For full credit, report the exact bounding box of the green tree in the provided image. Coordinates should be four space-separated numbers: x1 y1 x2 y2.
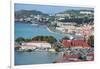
15 37 25 43
88 35 94 47
32 36 57 43
24 38 32 42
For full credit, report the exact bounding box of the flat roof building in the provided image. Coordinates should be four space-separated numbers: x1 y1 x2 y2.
21 41 51 48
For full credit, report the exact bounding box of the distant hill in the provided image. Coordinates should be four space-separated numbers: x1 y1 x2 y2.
15 10 49 18
57 9 94 14
56 10 94 24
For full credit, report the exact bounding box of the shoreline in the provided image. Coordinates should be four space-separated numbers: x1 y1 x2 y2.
46 26 74 39
46 26 69 35
46 27 55 34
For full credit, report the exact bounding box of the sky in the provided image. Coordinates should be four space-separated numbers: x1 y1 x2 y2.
15 3 94 15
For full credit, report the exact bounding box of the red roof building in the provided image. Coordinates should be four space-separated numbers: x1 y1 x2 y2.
61 40 91 48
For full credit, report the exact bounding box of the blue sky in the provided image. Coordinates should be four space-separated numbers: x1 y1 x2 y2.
15 3 94 15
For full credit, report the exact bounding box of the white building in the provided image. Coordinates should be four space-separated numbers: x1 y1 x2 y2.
56 27 65 32
20 45 37 50
24 17 32 22
57 22 76 27
80 11 93 14
21 41 51 49
34 15 42 20
55 13 70 17
56 22 76 33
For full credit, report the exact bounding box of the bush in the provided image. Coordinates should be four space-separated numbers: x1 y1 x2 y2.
88 35 94 47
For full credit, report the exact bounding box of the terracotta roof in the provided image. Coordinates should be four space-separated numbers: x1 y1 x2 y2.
61 40 90 48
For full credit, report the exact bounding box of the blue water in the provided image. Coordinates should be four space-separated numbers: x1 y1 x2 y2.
15 51 60 65
15 22 71 40
15 22 70 65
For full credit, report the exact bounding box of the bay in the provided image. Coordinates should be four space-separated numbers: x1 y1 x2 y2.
14 22 70 65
